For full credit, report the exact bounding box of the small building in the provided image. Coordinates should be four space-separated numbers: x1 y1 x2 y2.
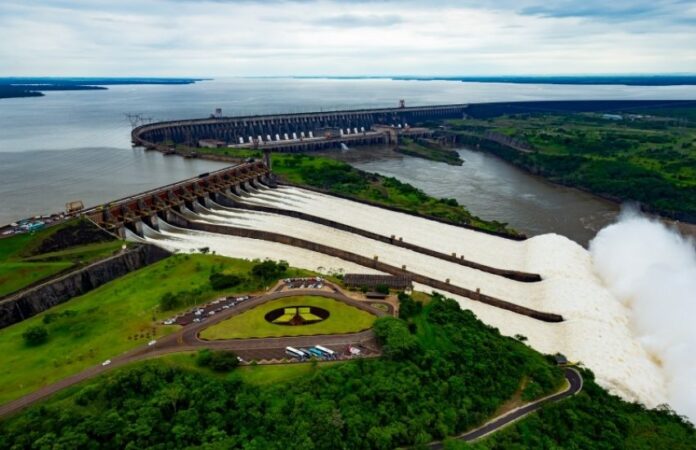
554 353 569 366
198 139 225 148
343 274 412 290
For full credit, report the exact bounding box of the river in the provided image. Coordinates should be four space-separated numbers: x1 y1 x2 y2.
344 147 619 246
2 77 695 242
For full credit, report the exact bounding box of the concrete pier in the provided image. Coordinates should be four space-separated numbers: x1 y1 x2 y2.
85 161 270 237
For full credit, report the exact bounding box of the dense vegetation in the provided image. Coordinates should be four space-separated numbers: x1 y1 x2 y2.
449 371 696 449
0 219 122 297
193 146 516 236
0 254 311 405
396 137 463 165
0 293 566 449
196 349 240 372
448 111 696 221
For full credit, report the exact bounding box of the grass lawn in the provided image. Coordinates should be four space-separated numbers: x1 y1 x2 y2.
200 295 376 340
0 262 72 297
0 221 123 297
0 253 311 406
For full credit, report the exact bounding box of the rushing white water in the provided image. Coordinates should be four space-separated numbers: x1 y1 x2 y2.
591 209 696 422
143 219 382 278
131 186 674 410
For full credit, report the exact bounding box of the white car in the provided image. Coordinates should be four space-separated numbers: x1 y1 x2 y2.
101 359 112 366
148 340 157 346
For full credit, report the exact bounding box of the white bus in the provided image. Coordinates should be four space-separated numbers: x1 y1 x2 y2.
285 346 305 359
315 345 336 358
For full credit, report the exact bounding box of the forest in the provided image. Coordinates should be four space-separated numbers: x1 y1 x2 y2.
1 293 694 449
0 294 562 449
448 111 696 222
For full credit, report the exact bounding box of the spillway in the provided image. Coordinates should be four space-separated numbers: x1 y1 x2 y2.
131 185 669 409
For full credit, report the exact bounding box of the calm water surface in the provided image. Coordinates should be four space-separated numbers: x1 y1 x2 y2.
2 78 695 241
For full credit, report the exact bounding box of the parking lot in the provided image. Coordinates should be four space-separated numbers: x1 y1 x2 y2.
163 295 253 326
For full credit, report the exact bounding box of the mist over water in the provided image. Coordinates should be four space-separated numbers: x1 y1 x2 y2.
590 208 696 422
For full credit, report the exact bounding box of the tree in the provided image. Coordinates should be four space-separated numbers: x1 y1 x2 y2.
196 349 240 372
22 325 48 346
375 284 389 295
159 292 181 311
209 272 242 290
251 260 288 280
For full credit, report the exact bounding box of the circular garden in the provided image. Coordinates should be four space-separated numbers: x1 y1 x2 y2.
199 295 376 340
264 305 330 326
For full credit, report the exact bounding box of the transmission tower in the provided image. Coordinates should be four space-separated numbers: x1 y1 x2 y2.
125 113 144 129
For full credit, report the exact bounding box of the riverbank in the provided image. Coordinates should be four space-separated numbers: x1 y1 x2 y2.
181 146 520 237
395 137 463 165
446 111 696 224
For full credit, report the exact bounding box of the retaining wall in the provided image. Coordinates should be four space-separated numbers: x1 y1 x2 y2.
0 245 171 329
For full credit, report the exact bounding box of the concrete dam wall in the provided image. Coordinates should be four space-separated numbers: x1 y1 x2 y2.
132 104 468 149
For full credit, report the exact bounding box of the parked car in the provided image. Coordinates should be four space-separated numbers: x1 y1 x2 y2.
101 359 112 366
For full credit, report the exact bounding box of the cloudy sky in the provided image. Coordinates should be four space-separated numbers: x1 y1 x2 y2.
1 0 695 77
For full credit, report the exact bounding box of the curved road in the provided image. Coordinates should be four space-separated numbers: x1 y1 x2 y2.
0 287 583 449
427 368 583 448
0 286 387 418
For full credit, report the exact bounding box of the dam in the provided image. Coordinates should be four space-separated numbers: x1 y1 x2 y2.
77 103 670 411
131 103 467 151
115 181 667 409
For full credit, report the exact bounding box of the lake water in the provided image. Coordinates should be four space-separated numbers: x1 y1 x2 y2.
2 78 695 240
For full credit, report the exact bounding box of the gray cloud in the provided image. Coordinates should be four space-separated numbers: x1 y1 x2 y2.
0 0 695 76
310 13 403 28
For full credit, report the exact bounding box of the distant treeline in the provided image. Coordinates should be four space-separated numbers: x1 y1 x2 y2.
391 75 696 86
462 100 696 119
0 77 205 99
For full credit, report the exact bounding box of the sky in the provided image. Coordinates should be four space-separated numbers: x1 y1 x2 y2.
1 0 696 77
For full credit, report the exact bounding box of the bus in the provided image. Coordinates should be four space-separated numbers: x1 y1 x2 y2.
285 346 305 359
307 348 325 359
315 345 336 359
297 348 314 359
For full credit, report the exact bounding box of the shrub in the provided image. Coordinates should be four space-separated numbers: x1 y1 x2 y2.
209 273 242 290
159 292 181 311
251 260 288 280
375 284 389 295
159 289 204 311
196 349 240 372
373 317 420 360
397 292 423 319
23 325 48 346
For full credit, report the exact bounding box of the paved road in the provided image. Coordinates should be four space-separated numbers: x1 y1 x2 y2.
0 285 583 448
427 368 583 449
0 286 387 418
